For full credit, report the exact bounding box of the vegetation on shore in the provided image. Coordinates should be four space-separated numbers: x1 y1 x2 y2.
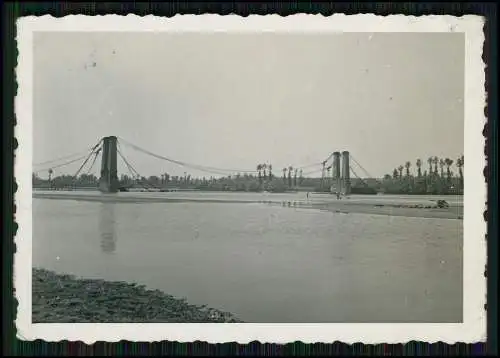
33 155 464 195
32 268 242 323
380 155 464 195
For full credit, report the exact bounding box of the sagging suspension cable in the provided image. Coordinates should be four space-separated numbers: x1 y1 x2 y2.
72 144 102 181
350 166 370 187
35 139 104 174
34 151 93 168
117 148 157 191
350 154 379 180
118 137 258 175
36 154 90 173
350 154 384 187
302 166 324 176
84 147 102 175
119 136 335 178
322 152 334 164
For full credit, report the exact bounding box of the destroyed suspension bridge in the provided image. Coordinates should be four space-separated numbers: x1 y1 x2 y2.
33 136 378 195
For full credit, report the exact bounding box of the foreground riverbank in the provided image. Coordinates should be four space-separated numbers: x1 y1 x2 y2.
32 268 242 323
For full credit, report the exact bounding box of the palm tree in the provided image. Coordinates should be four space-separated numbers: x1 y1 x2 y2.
416 159 422 178
445 158 454 180
433 156 439 175
405 161 411 178
288 166 293 188
268 164 273 181
299 169 303 185
427 157 433 176
393 168 398 179
294 168 298 187
48 168 53 188
257 164 262 185
456 156 464 188
262 164 267 179
398 165 404 179
282 168 287 184
439 158 445 179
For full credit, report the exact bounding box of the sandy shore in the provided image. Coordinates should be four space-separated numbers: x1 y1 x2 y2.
308 202 462 220
32 268 242 323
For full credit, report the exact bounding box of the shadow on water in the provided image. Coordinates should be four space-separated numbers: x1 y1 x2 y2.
99 203 117 254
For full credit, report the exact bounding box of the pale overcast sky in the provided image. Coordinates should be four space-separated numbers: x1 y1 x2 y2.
33 32 464 178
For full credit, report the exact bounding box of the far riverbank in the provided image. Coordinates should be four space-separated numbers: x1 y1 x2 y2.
33 191 463 220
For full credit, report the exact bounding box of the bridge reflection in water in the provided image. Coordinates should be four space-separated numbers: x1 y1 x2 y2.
99 203 117 254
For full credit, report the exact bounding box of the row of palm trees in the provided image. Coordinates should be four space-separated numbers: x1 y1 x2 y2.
256 164 305 188
384 155 464 194
389 156 463 181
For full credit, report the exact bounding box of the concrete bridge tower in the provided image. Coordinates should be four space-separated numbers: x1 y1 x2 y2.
332 152 341 194
99 136 119 193
342 151 351 196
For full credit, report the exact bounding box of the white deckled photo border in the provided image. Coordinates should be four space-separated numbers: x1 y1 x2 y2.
14 14 487 344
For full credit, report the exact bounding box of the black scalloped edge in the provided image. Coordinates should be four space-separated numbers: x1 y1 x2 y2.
5 1 495 355
14 340 490 355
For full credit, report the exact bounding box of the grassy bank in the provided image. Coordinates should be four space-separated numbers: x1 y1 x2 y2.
32 268 242 323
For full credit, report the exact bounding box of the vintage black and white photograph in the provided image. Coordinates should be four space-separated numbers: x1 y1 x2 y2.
15 15 486 343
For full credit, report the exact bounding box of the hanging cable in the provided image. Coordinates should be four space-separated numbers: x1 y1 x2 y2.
350 166 370 187
295 162 324 170
118 137 339 179
34 139 103 167
120 137 340 188
302 168 323 176
322 152 334 164
350 154 375 179
84 147 102 175
117 148 157 190
117 143 157 189
36 154 90 173
117 149 141 179
118 143 164 190
350 154 383 185
34 151 93 167
118 151 144 188
72 146 100 180
118 137 257 175
35 139 104 174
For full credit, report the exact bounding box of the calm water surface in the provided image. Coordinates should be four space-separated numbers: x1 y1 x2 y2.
33 193 463 323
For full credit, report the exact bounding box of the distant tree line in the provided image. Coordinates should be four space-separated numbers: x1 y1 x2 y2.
380 155 464 195
33 167 321 193
33 155 464 195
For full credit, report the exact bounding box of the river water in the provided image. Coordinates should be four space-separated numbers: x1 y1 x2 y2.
32 192 463 323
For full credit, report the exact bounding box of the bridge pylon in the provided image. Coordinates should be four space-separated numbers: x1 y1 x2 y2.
332 152 341 194
342 151 351 196
99 136 119 193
